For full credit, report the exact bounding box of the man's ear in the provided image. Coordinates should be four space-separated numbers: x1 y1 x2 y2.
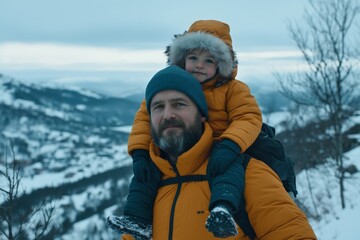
201 116 206 123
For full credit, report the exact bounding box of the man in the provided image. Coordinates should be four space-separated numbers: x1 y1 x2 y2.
107 65 317 240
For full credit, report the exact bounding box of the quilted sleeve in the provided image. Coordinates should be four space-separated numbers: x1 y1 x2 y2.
128 100 151 154
245 159 317 239
220 80 262 152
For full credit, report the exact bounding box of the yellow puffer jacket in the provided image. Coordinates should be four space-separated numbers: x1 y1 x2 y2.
123 123 317 240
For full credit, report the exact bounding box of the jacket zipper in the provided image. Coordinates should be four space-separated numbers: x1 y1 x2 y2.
168 161 181 240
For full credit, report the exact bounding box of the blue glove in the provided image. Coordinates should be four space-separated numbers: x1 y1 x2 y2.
132 149 160 183
207 139 242 178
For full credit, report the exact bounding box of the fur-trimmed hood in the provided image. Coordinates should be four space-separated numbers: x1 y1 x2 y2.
165 20 238 80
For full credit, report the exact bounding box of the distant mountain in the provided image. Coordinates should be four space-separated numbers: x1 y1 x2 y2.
123 83 293 113
124 92 144 104
0 73 138 179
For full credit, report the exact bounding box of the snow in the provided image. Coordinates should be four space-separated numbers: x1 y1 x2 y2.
19 144 132 193
64 85 103 99
76 104 86 110
299 146 360 240
317 205 359 239
56 179 130 240
112 125 133 133
0 91 70 120
264 111 290 128
0 82 14 104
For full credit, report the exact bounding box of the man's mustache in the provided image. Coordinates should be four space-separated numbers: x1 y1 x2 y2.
159 119 185 132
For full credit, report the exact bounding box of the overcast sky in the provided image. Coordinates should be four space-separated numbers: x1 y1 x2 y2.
0 0 309 97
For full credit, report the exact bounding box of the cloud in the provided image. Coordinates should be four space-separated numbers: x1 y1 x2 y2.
0 42 306 97
1 42 304 72
238 50 302 59
0 42 166 71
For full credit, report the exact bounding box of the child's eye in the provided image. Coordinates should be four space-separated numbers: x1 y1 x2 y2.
187 55 197 61
206 59 215 64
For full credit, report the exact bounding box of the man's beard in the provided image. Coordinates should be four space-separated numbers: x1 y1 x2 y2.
151 114 203 159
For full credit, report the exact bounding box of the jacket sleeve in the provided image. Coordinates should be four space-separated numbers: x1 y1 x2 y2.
128 100 151 154
220 80 262 152
245 159 317 239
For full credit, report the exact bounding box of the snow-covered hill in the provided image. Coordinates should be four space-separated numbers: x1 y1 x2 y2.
0 74 140 239
0 74 139 186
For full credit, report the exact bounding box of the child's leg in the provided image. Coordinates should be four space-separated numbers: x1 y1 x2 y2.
123 175 159 222
208 156 244 213
206 149 245 237
124 150 161 222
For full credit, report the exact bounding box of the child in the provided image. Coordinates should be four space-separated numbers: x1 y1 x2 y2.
108 20 263 239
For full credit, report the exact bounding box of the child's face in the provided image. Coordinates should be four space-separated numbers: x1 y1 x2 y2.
185 50 218 83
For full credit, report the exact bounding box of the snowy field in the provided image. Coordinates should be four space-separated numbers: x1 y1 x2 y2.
301 146 360 239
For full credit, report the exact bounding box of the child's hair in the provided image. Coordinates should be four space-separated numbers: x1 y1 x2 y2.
187 48 216 57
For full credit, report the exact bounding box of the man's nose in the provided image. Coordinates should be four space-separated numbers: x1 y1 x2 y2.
163 106 176 119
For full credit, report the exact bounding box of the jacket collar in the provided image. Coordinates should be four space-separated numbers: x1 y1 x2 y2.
150 122 213 177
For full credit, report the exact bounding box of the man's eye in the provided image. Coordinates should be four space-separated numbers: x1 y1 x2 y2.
174 102 187 107
152 105 163 111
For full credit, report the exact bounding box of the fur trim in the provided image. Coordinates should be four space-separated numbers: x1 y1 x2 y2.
166 32 237 79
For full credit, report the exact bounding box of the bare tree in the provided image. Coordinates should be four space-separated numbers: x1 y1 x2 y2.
0 135 56 240
275 0 360 209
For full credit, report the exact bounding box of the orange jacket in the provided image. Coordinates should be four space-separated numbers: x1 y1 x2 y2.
123 123 317 240
128 76 262 154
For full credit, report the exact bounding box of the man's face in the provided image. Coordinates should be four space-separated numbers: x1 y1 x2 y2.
150 90 205 157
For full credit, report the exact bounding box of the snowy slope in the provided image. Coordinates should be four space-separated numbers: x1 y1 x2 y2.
0 75 139 190
299 146 360 240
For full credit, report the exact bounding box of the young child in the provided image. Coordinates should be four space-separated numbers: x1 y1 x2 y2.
108 20 263 239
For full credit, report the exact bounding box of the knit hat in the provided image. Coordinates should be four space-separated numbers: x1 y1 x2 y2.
165 20 238 80
145 65 208 119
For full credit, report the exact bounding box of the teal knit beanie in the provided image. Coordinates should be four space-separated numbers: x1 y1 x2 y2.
145 65 208 119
